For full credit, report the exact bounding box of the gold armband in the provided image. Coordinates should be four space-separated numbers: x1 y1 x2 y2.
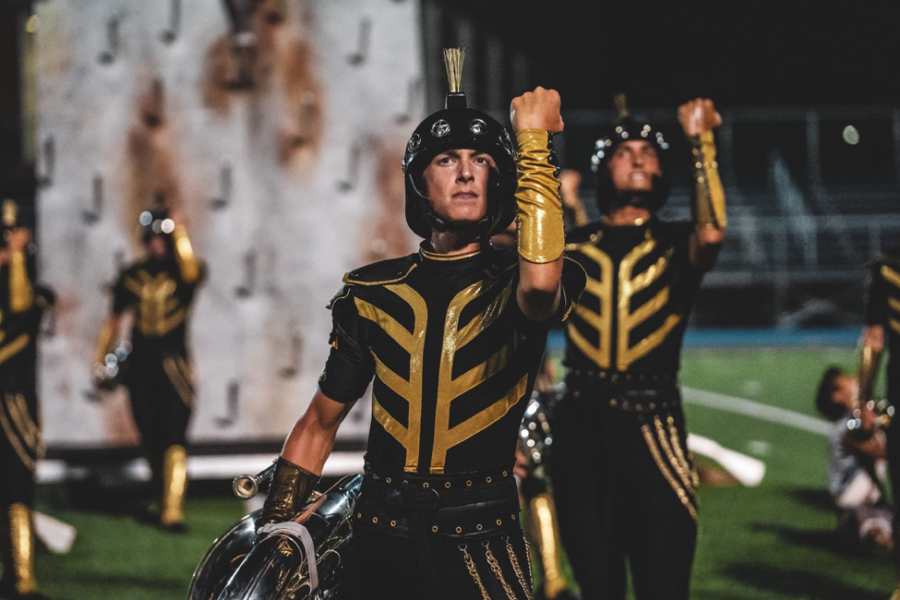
95 322 115 365
690 131 727 230
856 345 883 410
9 250 33 313
172 224 200 284
515 129 565 263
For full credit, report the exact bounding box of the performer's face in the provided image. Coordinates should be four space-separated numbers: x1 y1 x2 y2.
831 374 858 410
146 235 168 259
607 140 662 194
420 149 496 226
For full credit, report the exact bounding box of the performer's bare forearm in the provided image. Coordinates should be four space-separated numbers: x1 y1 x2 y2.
280 390 355 475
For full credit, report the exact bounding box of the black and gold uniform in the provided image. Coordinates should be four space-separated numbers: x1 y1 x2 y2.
323 245 582 600
550 103 725 600
97 211 204 530
0 201 55 600
859 248 900 598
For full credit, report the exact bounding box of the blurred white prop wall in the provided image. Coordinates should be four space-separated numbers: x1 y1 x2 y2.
35 0 422 449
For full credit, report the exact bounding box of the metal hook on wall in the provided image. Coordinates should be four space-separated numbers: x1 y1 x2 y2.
98 15 121 64
160 0 181 44
235 249 257 297
38 136 54 187
81 174 103 224
215 381 240 428
210 163 232 210
346 18 372 66
337 144 361 192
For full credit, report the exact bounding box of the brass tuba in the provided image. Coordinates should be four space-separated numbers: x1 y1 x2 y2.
188 472 362 600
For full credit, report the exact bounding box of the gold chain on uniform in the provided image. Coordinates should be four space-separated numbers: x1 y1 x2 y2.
483 541 518 600
667 416 700 488
654 416 694 493
460 544 492 600
641 424 697 521
505 536 533 600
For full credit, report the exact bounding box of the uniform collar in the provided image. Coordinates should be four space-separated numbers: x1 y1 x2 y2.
419 244 482 263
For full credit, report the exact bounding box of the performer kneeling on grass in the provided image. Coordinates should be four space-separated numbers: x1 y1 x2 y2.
816 367 892 554
255 49 584 600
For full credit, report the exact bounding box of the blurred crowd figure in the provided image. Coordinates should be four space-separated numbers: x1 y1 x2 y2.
816 367 893 554
0 201 55 600
93 208 205 533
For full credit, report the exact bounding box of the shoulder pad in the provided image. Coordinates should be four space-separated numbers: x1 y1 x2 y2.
565 222 602 248
34 285 56 309
343 254 419 286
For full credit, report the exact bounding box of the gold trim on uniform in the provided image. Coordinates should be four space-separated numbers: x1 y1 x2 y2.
160 444 188 526
515 129 565 264
0 394 36 472
568 243 613 369
483 540 519 600
0 333 30 368
881 264 900 289
617 231 681 371
431 278 523 473
9 250 34 313
690 130 727 230
420 247 481 262
163 356 194 406
654 416 694 494
344 263 419 286
7 393 41 453
528 494 564 599
641 424 697 521
8 503 38 594
356 284 428 471
125 272 188 337
667 415 699 489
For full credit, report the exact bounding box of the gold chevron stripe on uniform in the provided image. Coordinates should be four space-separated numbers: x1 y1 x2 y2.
355 284 427 471
889 297 900 314
890 318 900 335
882 265 900 289
617 231 681 371
0 395 36 471
431 279 518 473
0 333 30 368
128 272 187 337
7 394 41 451
569 243 613 368
163 357 194 406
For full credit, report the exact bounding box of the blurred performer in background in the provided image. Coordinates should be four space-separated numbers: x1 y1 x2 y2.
815 367 892 554
93 209 204 533
0 200 55 600
855 245 900 598
551 96 726 600
255 49 584 599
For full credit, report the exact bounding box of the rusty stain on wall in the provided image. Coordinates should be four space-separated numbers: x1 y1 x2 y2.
363 142 416 264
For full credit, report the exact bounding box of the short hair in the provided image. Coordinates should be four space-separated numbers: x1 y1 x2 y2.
815 366 846 421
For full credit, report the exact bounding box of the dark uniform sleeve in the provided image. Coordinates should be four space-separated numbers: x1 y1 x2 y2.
317 286 375 403
865 259 887 326
111 271 131 315
556 257 587 322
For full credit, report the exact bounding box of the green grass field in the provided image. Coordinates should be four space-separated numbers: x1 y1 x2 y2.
29 348 895 599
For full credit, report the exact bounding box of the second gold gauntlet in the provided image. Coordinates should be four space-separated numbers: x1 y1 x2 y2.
690 131 727 230
257 457 320 526
515 129 565 264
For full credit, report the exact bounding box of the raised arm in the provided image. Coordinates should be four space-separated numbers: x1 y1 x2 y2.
510 87 566 322
680 98 726 272
169 210 200 284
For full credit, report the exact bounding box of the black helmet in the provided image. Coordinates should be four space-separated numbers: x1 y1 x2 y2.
402 49 517 239
139 208 176 242
591 95 671 215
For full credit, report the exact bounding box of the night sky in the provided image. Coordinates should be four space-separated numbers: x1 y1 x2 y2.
447 0 900 109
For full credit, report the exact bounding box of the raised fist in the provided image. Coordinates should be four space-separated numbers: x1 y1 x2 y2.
678 98 721 137
510 87 564 134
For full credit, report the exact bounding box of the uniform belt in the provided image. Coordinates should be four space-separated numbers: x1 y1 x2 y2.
357 463 521 540
565 370 680 414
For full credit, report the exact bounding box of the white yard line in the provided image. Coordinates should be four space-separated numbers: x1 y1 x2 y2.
681 387 831 436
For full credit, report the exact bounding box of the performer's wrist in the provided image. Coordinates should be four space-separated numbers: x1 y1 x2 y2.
258 456 320 526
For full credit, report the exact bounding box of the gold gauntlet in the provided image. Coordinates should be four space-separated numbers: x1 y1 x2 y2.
528 492 568 599
690 131 727 230
857 345 883 410
515 129 565 264
258 456 320 526
9 250 33 313
172 224 200 284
